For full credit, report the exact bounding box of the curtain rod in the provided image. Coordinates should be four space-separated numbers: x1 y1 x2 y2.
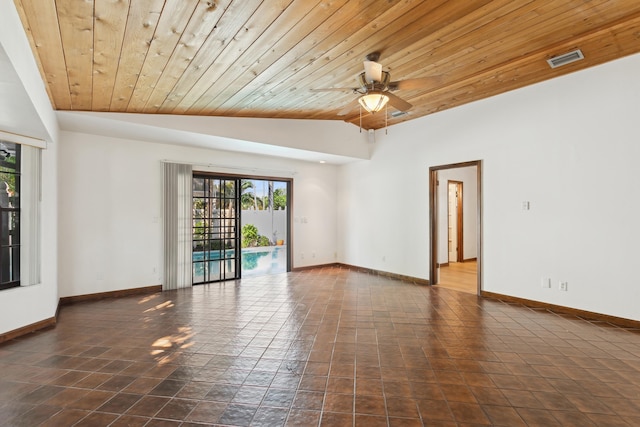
161 159 297 176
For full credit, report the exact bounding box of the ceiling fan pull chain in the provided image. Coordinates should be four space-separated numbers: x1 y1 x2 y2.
385 103 388 135
359 104 362 133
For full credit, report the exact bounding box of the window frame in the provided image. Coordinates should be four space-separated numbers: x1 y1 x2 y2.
0 141 21 290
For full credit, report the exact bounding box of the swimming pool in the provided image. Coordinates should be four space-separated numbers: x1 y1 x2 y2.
192 246 286 279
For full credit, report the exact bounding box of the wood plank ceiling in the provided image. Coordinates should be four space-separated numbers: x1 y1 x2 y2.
13 0 640 130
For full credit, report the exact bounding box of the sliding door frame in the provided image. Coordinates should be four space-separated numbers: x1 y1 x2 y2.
193 171 292 283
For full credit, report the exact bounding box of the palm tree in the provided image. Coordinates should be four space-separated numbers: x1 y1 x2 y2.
241 180 260 210
267 181 274 211
273 188 287 210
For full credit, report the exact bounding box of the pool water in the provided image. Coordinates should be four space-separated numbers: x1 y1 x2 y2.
241 246 287 277
192 246 286 280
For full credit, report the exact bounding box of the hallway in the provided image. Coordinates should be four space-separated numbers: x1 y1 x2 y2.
0 266 639 426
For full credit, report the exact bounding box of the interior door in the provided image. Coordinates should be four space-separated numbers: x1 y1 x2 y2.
448 181 464 263
448 182 458 262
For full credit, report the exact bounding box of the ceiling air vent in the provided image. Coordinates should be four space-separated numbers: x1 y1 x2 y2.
547 49 584 69
390 110 408 118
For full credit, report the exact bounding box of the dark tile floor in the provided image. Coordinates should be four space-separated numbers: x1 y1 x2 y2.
1 266 640 426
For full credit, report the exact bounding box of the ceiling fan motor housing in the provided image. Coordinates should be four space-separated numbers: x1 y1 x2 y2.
357 71 391 91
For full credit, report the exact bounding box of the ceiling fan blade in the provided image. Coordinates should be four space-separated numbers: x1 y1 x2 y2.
386 92 412 112
337 99 361 116
363 60 383 83
310 87 357 92
388 76 442 91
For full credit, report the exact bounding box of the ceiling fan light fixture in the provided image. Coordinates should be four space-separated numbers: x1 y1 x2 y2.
358 91 389 113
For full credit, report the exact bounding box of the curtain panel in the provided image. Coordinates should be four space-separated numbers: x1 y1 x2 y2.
21 145 41 286
163 162 192 290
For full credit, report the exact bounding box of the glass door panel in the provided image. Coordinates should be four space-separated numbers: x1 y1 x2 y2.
192 175 240 284
240 179 289 277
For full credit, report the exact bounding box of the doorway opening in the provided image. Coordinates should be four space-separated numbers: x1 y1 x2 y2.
429 161 482 294
448 180 464 263
192 174 291 284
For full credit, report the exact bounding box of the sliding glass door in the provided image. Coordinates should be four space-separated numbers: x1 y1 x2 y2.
192 176 240 284
192 174 291 284
240 179 289 277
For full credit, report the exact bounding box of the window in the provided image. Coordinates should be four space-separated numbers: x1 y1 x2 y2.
0 141 20 290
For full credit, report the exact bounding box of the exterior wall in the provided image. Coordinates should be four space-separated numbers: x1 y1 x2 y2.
241 210 288 245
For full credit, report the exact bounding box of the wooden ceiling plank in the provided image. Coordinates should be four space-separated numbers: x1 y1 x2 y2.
56 0 95 111
197 0 360 114
398 0 638 99
126 0 201 113
269 0 496 113
12 0 56 106
352 0 620 87
374 2 584 94
295 2 509 115
212 0 432 115
217 0 378 113
92 0 130 111
192 1 432 116
236 0 434 115
512 1 640 50
365 0 546 82
310 0 606 112
353 12 640 129
155 0 270 113
109 0 165 111
258 1 640 125
314 0 638 118
308 2 572 118
13 0 640 128
315 0 619 114
173 0 318 114
243 0 454 114
14 0 72 110
200 0 360 114
144 0 235 112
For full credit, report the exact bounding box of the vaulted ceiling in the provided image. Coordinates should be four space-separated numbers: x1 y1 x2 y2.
13 0 640 130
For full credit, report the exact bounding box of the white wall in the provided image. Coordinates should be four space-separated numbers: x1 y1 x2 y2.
437 166 477 264
339 52 640 321
0 142 58 335
58 131 338 298
0 2 59 336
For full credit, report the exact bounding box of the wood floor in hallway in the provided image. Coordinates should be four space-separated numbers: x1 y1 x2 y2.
437 261 478 295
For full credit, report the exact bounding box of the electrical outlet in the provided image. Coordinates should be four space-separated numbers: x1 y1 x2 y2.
559 281 568 291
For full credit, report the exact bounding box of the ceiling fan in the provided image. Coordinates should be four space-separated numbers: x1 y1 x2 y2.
312 52 437 116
